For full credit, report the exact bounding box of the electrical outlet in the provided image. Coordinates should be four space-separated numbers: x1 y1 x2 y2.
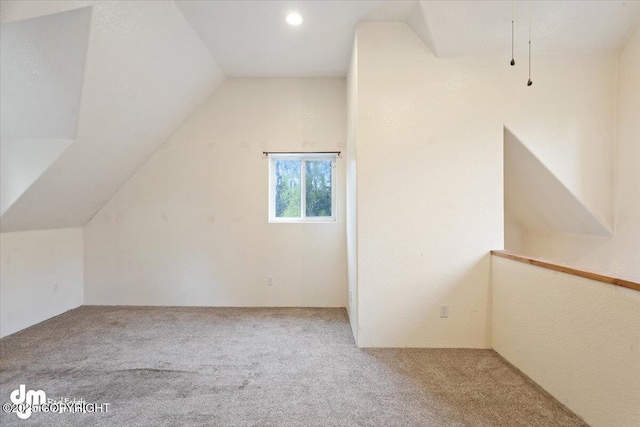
267 276 273 287
53 282 59 294
440 305 449 318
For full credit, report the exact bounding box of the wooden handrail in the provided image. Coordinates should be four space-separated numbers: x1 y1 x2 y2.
491 250 640 292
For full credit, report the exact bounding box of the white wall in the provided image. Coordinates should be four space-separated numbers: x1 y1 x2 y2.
1 138 71 216
0 228 83 337
0 7 89 142
504 129 611 237
354 23 499 348
492 255 640 427
351 23 616 348
0 7 90 215
525 26 640 283
346 37 359 341
84 79 347 308
504 210 525 254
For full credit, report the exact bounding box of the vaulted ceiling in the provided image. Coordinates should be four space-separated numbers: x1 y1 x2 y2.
1 1 638 231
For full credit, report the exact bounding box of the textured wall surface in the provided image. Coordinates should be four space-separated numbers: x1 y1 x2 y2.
84 79 347 307
504 129 611 237
352 22 616 348
525 26 640 282
0 228 83 337
0 7 90 141
0 0 224 231
1 138 71 216
492 255 640 427
354 23 500 347
346 37 359 341
504 210 526 254
0 7 90 215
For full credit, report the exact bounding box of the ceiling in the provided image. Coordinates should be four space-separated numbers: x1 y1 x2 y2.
418 0 640 58
175 0 640 77
174 0 418 77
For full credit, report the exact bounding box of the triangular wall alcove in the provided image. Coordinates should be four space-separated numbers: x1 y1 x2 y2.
503 127 612 253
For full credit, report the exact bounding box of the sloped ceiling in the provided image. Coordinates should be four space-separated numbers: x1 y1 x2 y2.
504 128 611 237
0 0 225 232
0 7 91 215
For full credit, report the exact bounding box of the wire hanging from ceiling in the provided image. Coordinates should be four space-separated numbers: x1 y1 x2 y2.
527 0 533 86
510 1 515 66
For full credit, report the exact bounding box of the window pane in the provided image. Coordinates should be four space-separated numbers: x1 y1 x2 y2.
305 160 332 217
275 160 301 217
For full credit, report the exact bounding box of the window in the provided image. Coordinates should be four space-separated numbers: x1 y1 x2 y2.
269 154 336 223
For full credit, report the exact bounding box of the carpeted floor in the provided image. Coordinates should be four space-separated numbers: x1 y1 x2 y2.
0 307 585 426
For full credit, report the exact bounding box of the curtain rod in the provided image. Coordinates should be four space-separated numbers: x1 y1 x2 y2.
262 151 341 156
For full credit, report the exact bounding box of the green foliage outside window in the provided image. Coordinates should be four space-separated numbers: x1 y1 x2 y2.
305 161 332 217
275 160 301 217
274 159 332 219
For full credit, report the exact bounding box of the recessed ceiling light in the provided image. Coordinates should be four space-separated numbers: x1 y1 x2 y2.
286 12 304 26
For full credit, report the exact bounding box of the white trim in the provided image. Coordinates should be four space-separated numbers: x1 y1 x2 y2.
268 153 336 223
301 158 307 218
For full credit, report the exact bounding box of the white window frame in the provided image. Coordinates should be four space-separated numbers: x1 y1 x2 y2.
268 153 337 223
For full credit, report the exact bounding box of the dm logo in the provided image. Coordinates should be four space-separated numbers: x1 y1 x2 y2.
10 385 46 419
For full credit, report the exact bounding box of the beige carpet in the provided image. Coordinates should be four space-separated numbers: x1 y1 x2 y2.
0 307 585 426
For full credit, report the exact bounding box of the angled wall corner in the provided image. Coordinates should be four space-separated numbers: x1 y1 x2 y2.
346 34 359 344
404 1 439 56
1 139 73 216
503 127 612 239
0 7 92 217
0 1 225 232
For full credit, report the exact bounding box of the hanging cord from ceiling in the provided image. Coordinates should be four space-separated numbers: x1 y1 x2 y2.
510 1 515 66
527 0 533 86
